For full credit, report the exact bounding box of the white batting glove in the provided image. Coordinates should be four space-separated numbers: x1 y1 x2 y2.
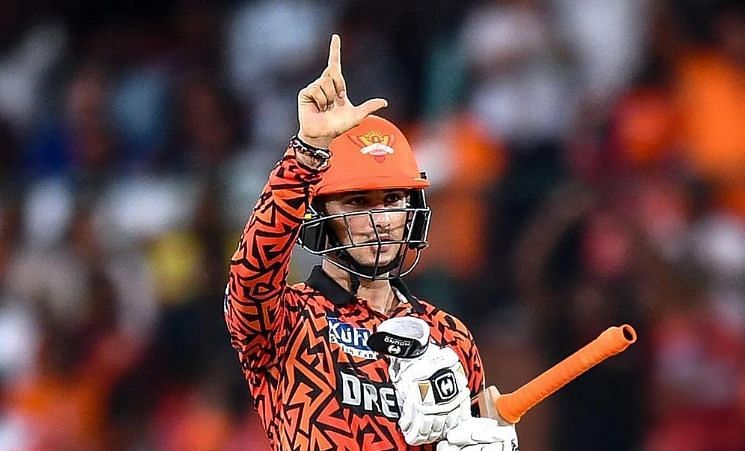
371 317 471 445
436 417 518 451
393 344 471 445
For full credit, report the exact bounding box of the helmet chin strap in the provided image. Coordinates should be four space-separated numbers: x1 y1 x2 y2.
349 272 361 295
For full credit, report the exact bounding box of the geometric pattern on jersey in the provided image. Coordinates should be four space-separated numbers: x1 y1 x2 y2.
225 143 485 450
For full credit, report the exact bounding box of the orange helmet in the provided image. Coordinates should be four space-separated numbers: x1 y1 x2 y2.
316 115 430 195
298 115 431 280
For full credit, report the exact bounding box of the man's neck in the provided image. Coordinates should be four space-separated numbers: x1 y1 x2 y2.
321 260 397 314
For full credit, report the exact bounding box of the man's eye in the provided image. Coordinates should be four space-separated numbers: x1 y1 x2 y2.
384 193 404 205
346 196 367 206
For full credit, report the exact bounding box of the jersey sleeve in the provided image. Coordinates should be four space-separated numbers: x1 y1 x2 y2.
444 317 485 398
433 311 486 398
460 326 485 398
225 140 326 371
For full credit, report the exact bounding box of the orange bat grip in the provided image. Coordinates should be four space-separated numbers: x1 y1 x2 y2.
495 324 637 424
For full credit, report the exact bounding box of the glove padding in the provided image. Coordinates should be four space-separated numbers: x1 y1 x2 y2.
436 417 518 451
389 341 471 445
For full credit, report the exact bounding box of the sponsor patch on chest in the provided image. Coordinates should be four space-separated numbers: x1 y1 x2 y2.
337 368 399 419
327 316 376 360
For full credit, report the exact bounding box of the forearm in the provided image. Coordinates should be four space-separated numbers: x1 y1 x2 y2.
225 137 327 366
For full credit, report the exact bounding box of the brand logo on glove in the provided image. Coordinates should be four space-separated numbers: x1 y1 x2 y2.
381 335 413 357
429 368 458 404
368 331 427 358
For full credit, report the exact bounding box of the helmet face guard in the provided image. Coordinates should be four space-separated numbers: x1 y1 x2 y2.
297 189 431 280
298 115 432 280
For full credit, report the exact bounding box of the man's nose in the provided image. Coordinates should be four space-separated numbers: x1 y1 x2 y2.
371 209 392 232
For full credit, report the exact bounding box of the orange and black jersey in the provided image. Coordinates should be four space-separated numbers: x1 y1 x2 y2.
225 138 485 450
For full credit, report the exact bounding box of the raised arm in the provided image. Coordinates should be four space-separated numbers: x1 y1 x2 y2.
225 34 388 371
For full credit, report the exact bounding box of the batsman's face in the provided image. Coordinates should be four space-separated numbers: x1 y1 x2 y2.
323 189 409 267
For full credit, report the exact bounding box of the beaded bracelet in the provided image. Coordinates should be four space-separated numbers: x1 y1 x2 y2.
291 136 331 169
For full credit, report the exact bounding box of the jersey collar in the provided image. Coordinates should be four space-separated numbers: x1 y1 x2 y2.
305 265 424 313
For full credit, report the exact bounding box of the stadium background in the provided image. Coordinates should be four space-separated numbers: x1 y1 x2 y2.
1 0 744 449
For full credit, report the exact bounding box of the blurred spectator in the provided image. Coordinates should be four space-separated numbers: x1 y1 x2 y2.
552 0 650 110
461 0 575 144
110 66 171 169
24 63 121 179
672 2 745 220
0 202 39 386
0 23 67 133
4 268 141 449
158 70 244 173
407 112 506 318
226 0 339 146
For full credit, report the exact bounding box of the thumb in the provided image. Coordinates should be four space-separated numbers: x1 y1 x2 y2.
354 98 388 122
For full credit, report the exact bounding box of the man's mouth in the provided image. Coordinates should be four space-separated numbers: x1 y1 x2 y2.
361 235 392 244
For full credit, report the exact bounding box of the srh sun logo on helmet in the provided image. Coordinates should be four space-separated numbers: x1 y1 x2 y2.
348 130 395 163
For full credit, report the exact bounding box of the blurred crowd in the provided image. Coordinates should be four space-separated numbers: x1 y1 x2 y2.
0 0 744 450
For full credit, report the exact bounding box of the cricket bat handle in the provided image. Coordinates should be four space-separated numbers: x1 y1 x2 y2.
478 324 637 424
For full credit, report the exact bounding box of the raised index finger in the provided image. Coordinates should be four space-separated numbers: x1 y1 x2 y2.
327 34 341 71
